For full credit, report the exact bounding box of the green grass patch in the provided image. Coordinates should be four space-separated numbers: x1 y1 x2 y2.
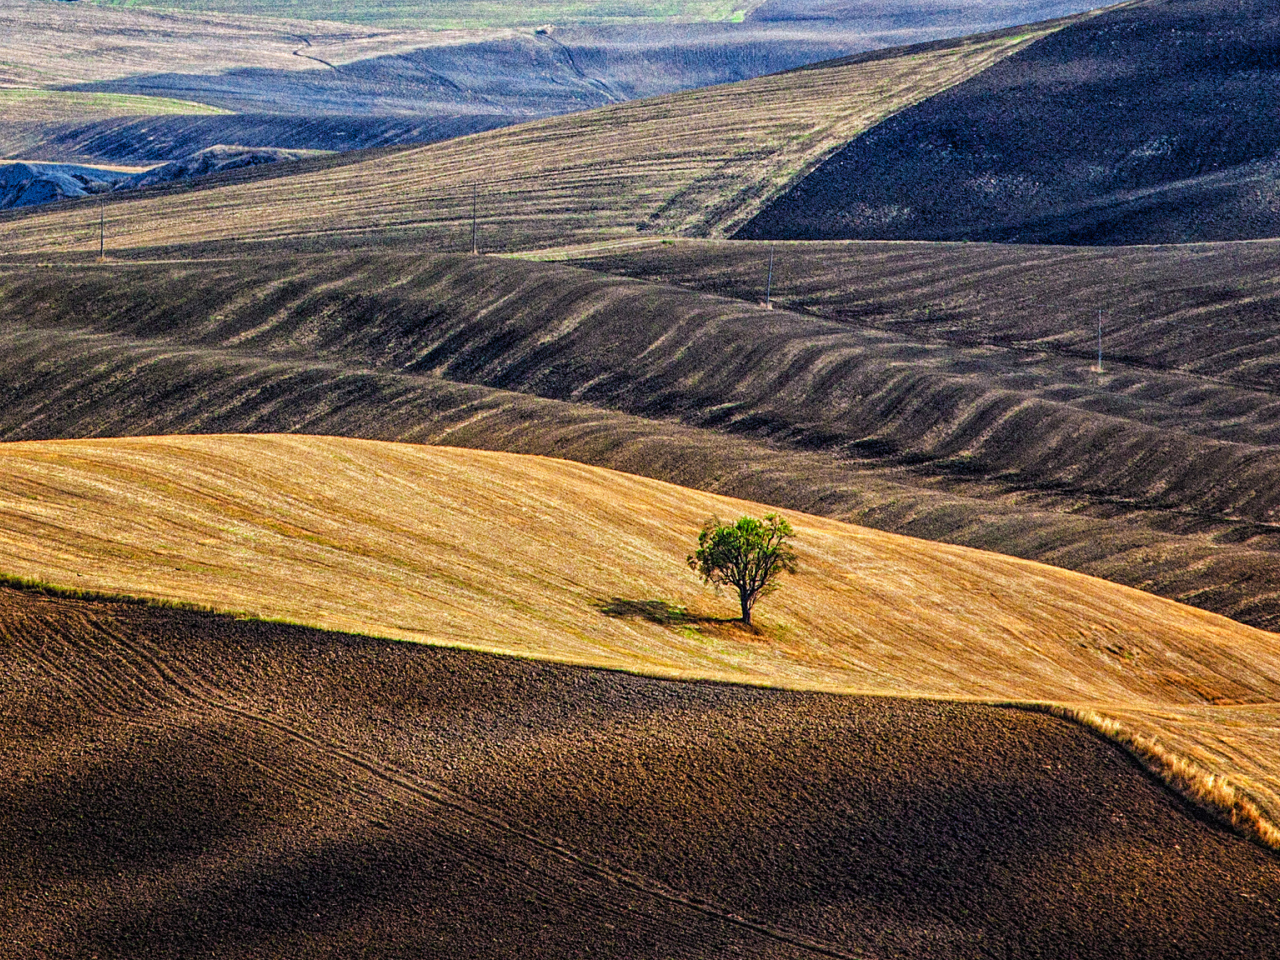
0 89 231 122
0 572 228 617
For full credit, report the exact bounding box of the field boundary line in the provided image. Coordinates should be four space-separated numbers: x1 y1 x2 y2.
1004 701 1280 853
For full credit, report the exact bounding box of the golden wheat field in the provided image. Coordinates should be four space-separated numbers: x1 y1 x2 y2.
0 23 1066 255
2 433 1279 844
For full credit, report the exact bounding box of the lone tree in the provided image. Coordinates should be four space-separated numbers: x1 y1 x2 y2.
687 514 797 626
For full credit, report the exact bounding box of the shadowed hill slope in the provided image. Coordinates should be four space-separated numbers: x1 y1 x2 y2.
6 587 1279 958
738 0 1280 244
0 20 1066 250
12 249 1280 640
4 434 1280 840
9 252 1280 626
567 236 1280 398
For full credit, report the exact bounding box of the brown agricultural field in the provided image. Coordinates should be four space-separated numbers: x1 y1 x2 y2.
3 433 1280 846
0 19 1069 253
561 236 1280 392
7 250 1280 635
7 586 1279 958
0 0 501 89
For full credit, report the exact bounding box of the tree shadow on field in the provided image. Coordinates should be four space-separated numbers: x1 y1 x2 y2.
596 597 766 640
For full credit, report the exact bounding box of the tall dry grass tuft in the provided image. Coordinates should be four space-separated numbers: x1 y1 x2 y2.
1033 704 1280 852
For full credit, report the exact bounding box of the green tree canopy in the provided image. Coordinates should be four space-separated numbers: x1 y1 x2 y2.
687 513 797 626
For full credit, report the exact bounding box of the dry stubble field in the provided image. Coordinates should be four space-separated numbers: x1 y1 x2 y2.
0 18 1069 252
3 433 1280 846
7 250 1280 636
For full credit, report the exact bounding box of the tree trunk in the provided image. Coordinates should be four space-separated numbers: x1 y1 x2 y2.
740 589 751 625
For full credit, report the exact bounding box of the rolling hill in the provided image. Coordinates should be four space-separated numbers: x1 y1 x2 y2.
4 0 1096 168
6 1 1280 950
78 0 1091 30
8 249 1280 636
0 16 1072 249
737 0 1280 244
3 433 1280 848
8 585 1279 958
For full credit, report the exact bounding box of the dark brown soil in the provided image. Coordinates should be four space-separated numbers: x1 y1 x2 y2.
738 0 1280 245
3 585 1279 959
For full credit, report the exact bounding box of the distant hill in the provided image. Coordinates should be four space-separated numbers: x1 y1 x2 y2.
2 0 1098 165
0 22 1065 248
738 0 1280 245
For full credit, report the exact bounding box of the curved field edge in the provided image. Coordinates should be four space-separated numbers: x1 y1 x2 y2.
4 433 1280 848
0 90 232 123
5 562 1279 859
7 252 1280 632
0 17 1077 253
1012 701 1280 852
9 587 1280 958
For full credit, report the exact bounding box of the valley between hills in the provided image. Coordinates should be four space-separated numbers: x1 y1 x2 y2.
3 1 1280 957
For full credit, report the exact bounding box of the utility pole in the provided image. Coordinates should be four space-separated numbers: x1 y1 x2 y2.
764 243 774 309
471 184 478 255
98 200 105 261
1096 308 1103 373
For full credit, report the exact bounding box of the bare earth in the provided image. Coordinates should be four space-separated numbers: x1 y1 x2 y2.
3 434 1280 840
3 586 1279 958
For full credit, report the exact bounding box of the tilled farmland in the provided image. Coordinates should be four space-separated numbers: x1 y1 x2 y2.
4 586 1279 959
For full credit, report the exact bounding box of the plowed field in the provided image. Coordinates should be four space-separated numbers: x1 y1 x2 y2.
4 585 1280 958
7 252 1280 638
3 433 1280 839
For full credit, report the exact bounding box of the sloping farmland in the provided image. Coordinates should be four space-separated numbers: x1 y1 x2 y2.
2 433 1280 847
6 584 1279 959
0 18 1076 255
7 251 1280 634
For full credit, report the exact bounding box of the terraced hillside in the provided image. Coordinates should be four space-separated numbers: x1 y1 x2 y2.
738 0 1280 244
0 19 1069 250
4 433 1280 842
8 586 1279 959
8 251 1280 632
